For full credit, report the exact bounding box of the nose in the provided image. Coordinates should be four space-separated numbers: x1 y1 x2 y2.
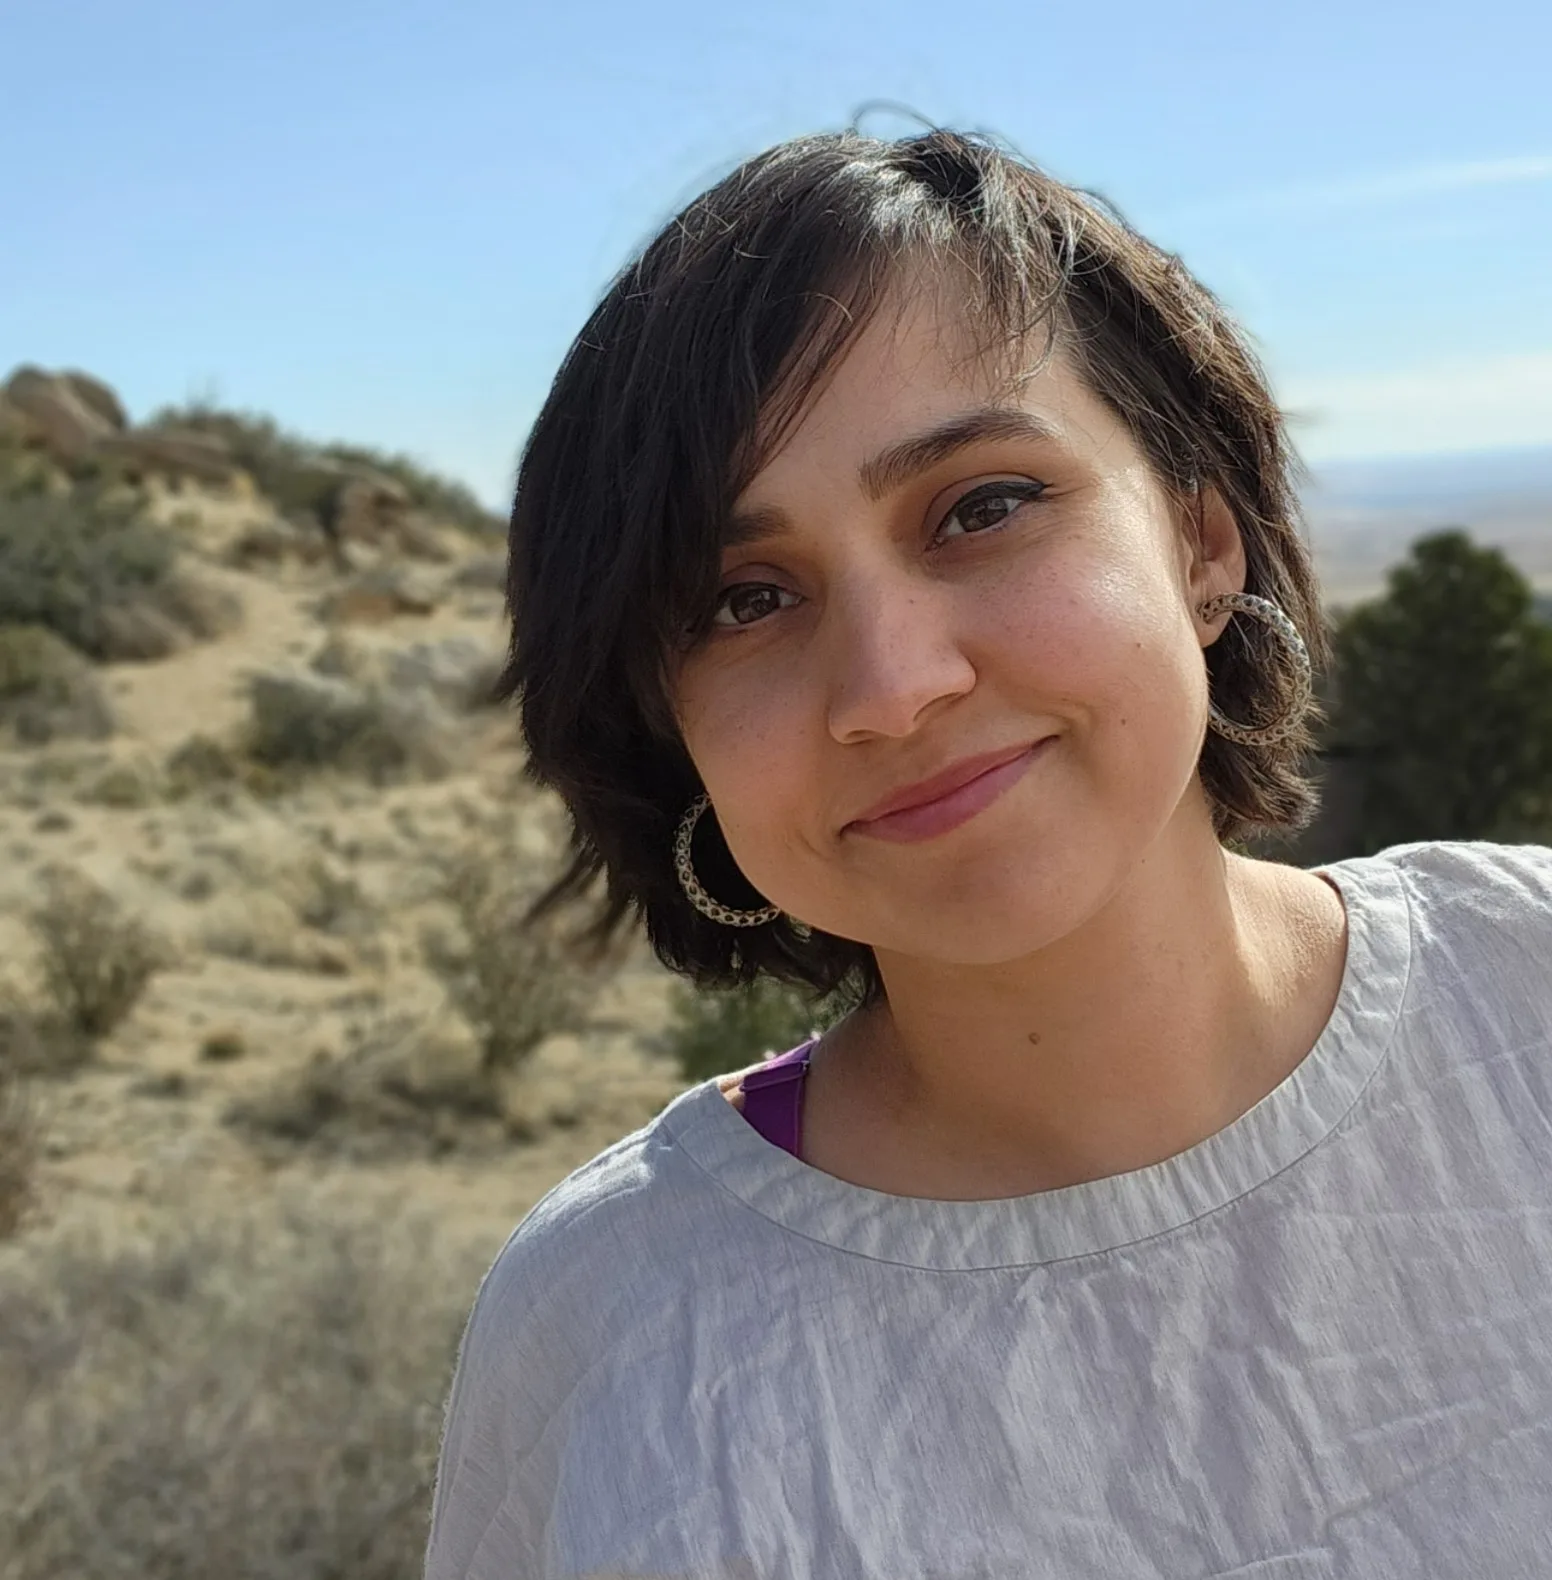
824 571 977 743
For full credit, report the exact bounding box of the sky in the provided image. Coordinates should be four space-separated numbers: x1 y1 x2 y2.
2 0 1549 508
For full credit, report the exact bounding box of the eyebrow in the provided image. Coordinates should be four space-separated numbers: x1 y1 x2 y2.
721 406 1063 550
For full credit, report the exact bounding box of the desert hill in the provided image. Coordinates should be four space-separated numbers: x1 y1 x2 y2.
0 366 689 1576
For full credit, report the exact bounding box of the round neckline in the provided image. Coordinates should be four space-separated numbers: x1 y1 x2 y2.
657 855 1413 1270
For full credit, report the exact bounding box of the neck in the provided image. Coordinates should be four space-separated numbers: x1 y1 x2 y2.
827 811 1347 1197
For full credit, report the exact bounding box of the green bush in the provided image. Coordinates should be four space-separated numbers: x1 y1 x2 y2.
1329 530 1552 851
0 624 114 744
663 976 855 1085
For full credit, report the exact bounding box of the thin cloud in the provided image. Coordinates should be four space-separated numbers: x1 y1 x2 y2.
1169 154 1552 224
1281 349 1552 462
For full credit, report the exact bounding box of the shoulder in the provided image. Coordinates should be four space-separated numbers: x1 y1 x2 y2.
463 1110 707 1358
1356 838 1552 921
427 1104 735 1572
1333 840 1552 1018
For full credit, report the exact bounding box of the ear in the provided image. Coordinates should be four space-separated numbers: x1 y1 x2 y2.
1182 485 1247 649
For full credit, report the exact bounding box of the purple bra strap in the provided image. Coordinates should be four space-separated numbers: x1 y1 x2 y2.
737 1038 816 1158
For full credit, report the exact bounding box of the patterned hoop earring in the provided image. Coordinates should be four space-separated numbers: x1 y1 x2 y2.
672 794 781 928
1198 592 1313 747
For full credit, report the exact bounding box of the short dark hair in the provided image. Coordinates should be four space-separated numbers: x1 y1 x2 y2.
499 128 1330 1001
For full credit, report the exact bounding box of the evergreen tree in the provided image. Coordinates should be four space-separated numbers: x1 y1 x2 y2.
1329 529 1552 853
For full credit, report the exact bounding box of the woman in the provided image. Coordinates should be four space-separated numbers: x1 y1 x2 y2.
424 129 1552 1578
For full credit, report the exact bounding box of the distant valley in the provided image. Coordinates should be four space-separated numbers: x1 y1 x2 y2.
1301 445 1552 606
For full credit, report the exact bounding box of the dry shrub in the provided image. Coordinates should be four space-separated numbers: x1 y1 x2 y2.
244 671 455 785
91 561 243 661
198 1028 246 1062
422 837 614 1079
0 624 115 745
0 487 239 662
273 852 373 935
75 757 162 809
0 1053 38 1239
163 732 283 802
199 856 377 976
199 891 353 976
226 1016 504 1161
0 991 89 1079
0 1194 482 1579
27 867 170 1043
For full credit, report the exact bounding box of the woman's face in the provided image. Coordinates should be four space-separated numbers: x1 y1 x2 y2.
670 281 1245 966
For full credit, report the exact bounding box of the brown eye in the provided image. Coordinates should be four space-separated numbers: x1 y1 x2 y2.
711 583 799 629
936 480 1047 541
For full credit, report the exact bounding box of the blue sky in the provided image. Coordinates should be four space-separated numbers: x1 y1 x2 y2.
3 0 1548 506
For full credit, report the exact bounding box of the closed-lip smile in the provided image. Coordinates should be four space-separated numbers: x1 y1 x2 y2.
845 740 1050 834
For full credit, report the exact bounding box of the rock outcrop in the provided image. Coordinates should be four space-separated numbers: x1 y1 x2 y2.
1 366 125 461
100 427 240 485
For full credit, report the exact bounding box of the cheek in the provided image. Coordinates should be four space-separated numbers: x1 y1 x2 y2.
675 667 813 837
976 545 1204 743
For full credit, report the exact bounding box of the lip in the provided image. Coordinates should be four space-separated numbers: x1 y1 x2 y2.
845 739 1052 842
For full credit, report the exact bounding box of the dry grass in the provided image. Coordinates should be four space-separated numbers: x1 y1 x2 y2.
199 891 354 976
0 1193 482 1580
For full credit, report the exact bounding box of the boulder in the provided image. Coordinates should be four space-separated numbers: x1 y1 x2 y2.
319 567 440 625
224 517 333 569
59 371 129 432
394 511 460 563
450 552 508 592
335 472 413 547
308 630 375 683
1 366 119 461
310 632 501 713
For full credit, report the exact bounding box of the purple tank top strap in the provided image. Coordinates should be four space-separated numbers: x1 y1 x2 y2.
737 1037 816 1158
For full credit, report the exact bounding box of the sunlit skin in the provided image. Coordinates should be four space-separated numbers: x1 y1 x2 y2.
673 276 1350 1200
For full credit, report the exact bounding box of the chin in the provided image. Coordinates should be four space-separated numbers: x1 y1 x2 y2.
849 885 1092 967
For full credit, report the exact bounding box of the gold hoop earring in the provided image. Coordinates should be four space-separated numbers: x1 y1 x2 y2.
1198 592 1312 747
672 794 781 928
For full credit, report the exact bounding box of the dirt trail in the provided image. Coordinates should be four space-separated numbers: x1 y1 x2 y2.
106 569 319 750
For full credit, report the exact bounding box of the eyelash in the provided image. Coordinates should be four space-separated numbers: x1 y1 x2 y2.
710 478 1048 631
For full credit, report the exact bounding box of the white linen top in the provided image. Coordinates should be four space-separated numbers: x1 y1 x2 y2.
425 839 1552 1579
